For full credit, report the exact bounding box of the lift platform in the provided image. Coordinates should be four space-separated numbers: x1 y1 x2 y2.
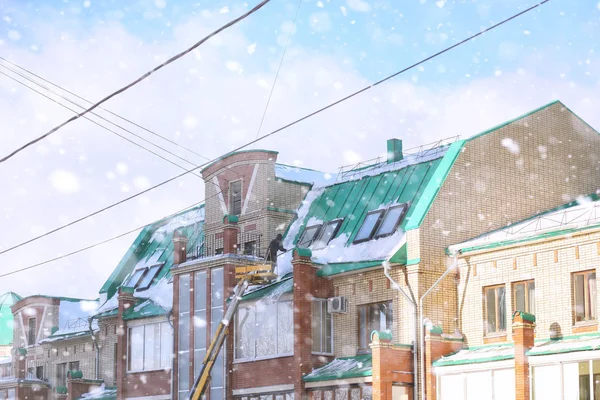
188 262 277 400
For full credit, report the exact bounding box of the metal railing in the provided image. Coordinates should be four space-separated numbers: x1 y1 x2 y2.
188 232 263 260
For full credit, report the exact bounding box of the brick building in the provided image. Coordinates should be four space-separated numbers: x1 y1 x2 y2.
433 195 600 399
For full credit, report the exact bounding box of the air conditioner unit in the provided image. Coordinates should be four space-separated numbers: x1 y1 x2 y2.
327 296 348 314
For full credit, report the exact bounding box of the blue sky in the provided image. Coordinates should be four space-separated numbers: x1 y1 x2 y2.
0 0 599 298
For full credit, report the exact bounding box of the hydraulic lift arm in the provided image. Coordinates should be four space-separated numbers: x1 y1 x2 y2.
188 276 251 400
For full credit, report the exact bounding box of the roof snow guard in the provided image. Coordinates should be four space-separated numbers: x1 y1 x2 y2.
449 194 600 254
303 354 372 382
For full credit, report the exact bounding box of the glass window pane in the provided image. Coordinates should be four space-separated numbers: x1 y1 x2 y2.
466 371 492 400
256 303 277 357
533 365 561 400
440 375 464 399
359 307 367 350
179 312 190 352
355 212 383 242
335 388 348 400
211 352 224 389
375 205 406 237
515 283 525 312
126 268 147 288
527 281 536 314
575 274 585 322
194 348 207 382
498 286 506 331
299 226 321 248
211 268 224 306
277 301 294 354
195 271 207 311
210 387 224 400
179 274 191 313
144 324 159 370
160 322 172 369
178 350 190 392
129 326 144 371
137 265 162 290
486 288 497 333
493 369 515 400
589 273 596 320
312 221 341 250
235 306 255 359
325 305 332 353
361 386 372 400
312 301 321 353
211 306 224 339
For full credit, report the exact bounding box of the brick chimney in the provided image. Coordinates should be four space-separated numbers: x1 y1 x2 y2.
387 139 403 164
116 287 136 400
223 215 239 254
513 311 536 400
173 230 189 265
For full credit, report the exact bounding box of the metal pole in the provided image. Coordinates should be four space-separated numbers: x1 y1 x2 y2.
419 252 458 400
382 261 418 400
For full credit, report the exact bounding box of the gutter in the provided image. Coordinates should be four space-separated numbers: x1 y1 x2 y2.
88 316 100 380
419 251 459 400
166 309 175 400
382 260 418 400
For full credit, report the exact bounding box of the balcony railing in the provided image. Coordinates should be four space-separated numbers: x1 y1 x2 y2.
188 232 263 260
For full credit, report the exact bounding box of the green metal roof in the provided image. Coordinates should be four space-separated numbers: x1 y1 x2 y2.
99 204 205 299
317 261 384 277
303 354 372 382
527 332 600 357
123 299 168 321
240 274 293 302
0 292 21 345
433 343 514 367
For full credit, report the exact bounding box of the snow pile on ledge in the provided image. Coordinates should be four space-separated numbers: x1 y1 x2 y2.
528 334 600 356
150 206 205 241
138 277 172 311
81 384 117 399
275 164 336 186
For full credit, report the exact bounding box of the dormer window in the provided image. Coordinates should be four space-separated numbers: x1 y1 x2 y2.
312 219 343 250
353 210 385 243
298 225 322 248
354 203 408 244
374 204 408 238
125 264 163 291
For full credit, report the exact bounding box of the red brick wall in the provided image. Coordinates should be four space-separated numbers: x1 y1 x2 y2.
513 313 535 400
372 339 413 400
17 384 49 400
232 356 295 389
425 334 463 400
123 369 172 398
67 379 103 400
201 151 278 178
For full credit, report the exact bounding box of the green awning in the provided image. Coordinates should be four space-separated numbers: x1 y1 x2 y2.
303 354 372 382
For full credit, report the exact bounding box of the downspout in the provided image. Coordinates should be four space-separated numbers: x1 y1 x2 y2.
382 261 418 400
166 309 175 399
419 251 458 400
88 316 100 380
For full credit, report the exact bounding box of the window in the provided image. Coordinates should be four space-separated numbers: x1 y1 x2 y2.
485 285 506 334
28 318 36 345
357 301 393 352
354 210 384 243
243 241 257 256
137 264 162 291
298 225 322 248
210 268 225 400
194 271 207 380
312 220 343 250
312 299 332 354
68 361 80 373
125 268 147 288
56 363 67 387
574 270 597 322
374 204 407 238
234 299 294 360
128 322 172 371
513 280 535 314
230 180 242 216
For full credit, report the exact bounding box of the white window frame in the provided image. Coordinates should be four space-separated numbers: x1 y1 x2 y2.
234 295 294 362
311 299 333 356
127 321 172 373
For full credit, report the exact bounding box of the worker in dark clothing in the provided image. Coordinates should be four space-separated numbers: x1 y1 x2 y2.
266 234 287 273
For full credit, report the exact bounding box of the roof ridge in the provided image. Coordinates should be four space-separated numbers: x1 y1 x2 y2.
467 100 562 142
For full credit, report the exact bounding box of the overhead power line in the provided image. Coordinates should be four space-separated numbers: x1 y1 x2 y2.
0 65 204 177
0 0 272 164
0 0 551 260
0 56 211 162
0 201 205 278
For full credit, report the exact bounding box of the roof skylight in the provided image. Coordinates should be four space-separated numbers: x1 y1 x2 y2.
312 219 343 250
298 225 322 248
375 204 408 238
353 210 385 243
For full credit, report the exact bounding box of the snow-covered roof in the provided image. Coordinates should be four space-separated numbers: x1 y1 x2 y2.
433 344 514 367
275 163 336 186
449 194 600 254
304 354 372 382
40 318 99 343
528 333 600 356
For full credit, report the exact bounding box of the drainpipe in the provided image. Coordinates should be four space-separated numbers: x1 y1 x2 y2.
419 252 459 400
166 309 175 399
382 261 418 400
88 316 100 380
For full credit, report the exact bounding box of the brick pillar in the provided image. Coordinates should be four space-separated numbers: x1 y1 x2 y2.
116 287 135 400
173 231 189 265
13 347 26 379
224 259 237 400
292 249 316 400
371 332 414 400
513 311 535 400
424 327 463 400
223 215 239 255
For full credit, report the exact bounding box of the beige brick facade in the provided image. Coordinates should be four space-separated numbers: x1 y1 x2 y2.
456 228 600 346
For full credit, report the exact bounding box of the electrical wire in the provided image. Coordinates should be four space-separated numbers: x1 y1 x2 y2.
253 0 303 141
0 0 272 164
0 0 551 260
0 56 211 162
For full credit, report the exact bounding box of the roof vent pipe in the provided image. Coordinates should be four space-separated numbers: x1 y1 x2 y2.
387 139 403 164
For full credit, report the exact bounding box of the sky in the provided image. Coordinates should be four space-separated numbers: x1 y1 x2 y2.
0 0 599 299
